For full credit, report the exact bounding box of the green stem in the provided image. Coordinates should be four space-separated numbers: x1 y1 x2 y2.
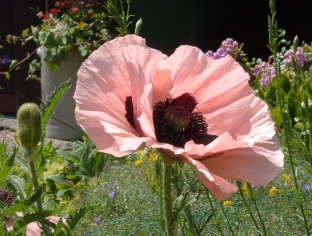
205 191 224 236
247 183 268 236
163 159 178 236
237 182 261 235
28 153 43 212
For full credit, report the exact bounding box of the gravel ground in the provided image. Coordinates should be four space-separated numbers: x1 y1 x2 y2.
0 117 73 153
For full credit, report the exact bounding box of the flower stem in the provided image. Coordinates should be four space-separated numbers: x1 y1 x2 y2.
162 156 178 236
27 149 43 212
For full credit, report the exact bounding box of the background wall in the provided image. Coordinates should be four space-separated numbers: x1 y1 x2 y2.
131 0 312 60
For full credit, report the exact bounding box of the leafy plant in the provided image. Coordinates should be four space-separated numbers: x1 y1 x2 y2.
44 136 110 201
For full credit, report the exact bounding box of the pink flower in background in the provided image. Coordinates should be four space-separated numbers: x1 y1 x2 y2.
4 213 62 236
74 35 283 200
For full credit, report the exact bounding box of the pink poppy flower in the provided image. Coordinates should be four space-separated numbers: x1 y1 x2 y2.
74 35 283 200
4 212 63 235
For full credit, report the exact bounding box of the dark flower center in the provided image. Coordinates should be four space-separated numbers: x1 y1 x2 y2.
125 93 218 148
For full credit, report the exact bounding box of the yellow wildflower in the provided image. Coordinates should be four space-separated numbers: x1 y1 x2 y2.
223 200 233 207
148 152 158 162
148 148 159 162
283 173 292 186
135 159 143 167
269 187 278 196
241 182 250 196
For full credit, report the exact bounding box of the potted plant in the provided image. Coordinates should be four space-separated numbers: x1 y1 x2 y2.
4 0 141 140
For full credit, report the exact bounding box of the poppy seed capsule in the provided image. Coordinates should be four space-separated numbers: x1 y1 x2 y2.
163 105 191 134
16 103 41 149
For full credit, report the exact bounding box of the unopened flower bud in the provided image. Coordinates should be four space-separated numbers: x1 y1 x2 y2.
15 103 41 150
135 18 142 35
293 35 299 54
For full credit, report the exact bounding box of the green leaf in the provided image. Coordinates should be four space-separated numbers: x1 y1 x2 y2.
29 59 42 73
270 106 283 125
47 175 68 184
38 31 48 44
22 28 30 37
78 44 91 57
0 149 16 186
61 33 72 45
57 150 80 163
281 100 294 138
66 205 98 231
56 188 71 197
30 25 40 38
42 32 57 49
9 60 18 70
57 46 69 60
35 79 71 157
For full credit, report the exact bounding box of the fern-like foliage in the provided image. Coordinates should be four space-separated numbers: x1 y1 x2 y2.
34 79 72 162
40 79 72 140
5 175 27 201
0 148 17 186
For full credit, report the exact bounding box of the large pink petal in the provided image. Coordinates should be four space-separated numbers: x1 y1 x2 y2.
75 35 166 156
185 97 283 188
200 144 283 187
185 98 278 156
183 156 238 200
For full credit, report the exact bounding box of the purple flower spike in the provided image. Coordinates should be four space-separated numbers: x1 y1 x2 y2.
205 38 241 60
283 47 307 69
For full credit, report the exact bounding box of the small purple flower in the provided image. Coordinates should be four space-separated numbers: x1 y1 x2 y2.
251 184 262 188
64 214 69 219
303 184 311 190
108 191 115 198
1 55 11 64
171 189 176 195
107 184 112 189
283 47 307 69
251 61 276 88
205 38 241 60
94 217 101 223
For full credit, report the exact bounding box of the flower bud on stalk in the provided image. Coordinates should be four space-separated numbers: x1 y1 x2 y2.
15 103 42 152
134 18 142 35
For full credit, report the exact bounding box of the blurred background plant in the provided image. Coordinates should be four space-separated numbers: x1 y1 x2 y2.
1 0 142 81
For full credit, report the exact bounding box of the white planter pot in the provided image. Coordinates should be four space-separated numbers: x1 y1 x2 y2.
39 48 83 140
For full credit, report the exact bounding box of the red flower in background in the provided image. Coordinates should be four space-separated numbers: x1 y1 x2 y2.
50 8 62 14
38 13 45 19
71 7 79 13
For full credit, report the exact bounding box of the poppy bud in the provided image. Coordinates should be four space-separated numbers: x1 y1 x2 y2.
134 18 142 35
15 103 41 150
